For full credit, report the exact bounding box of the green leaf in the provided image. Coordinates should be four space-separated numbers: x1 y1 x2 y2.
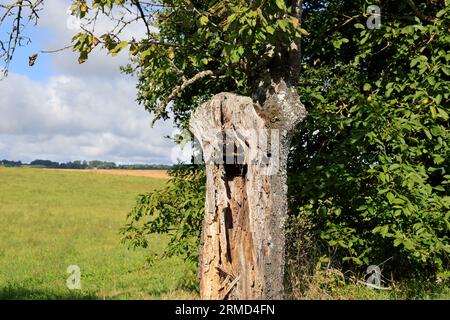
386 192 395 204
423 127 433 139
275 0 287 10
266 25 275 35
129 42 139 56
434 94 442 105
392 198 405 205
299 28 310 36
393 239 402 247
199 16 209 26
429 105 437 118
437 108 449 120
78 51 88 64
386 88 394 97
436 9 446 18
332 38 349 49
168 50 175 60
110 41 128 56
278 19 289 32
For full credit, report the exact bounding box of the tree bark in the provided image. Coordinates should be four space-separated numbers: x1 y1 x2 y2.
190 79 306 299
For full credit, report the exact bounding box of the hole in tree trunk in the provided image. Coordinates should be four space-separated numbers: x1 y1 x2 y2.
224 164 248 177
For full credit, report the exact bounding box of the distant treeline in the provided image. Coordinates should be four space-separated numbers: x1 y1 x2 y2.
0 160 22 167
0 159 172 170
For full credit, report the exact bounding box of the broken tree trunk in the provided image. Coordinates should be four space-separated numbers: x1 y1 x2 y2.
190 79 306 300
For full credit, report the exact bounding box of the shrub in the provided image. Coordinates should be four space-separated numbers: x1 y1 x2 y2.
122 1 450 284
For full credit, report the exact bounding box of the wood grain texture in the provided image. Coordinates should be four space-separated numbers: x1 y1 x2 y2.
190 80 306 299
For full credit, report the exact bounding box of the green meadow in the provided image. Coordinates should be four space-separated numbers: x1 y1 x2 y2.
0 167 196 300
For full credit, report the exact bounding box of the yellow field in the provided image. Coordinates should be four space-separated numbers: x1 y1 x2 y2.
45 169 170 179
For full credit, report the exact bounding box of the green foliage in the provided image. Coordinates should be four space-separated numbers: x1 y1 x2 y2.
133 0 305 126
69 0 305 126
289 0 450 279
122 1 450 282
121 165 206 263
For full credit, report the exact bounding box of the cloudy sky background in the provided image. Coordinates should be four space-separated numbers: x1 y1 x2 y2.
0 1 176 164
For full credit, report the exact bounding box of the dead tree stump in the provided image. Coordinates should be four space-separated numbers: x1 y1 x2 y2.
190 81 306 300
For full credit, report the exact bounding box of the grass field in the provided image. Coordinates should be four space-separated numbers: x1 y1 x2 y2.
0 167 197 300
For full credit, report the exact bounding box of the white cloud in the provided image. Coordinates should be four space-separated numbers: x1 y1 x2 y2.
0 73 175 164
0 1 177 164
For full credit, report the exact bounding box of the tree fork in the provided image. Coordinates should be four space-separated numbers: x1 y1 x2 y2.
190 80 306 299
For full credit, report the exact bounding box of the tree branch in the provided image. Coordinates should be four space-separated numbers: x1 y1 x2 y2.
405 0 434 22
151 70 215 126
132 0 151 36
0 0 44 77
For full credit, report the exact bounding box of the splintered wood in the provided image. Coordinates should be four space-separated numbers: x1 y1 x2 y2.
190 84 306 300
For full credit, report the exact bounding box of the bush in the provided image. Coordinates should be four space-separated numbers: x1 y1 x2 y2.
121 165 205 263
289 0 450 279
122 1 450 285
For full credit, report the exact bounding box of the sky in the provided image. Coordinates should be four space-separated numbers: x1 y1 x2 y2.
0 1 177 165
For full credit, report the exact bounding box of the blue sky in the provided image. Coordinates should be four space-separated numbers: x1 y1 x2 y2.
0 2 176 165
8 25 54 82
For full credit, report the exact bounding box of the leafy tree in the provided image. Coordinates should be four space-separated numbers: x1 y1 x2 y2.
68 0 306 299
0 159 22 167
121 165 205 263
87 160 117 169
290 0 450 280
123 0 450 289
30 159 61 168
